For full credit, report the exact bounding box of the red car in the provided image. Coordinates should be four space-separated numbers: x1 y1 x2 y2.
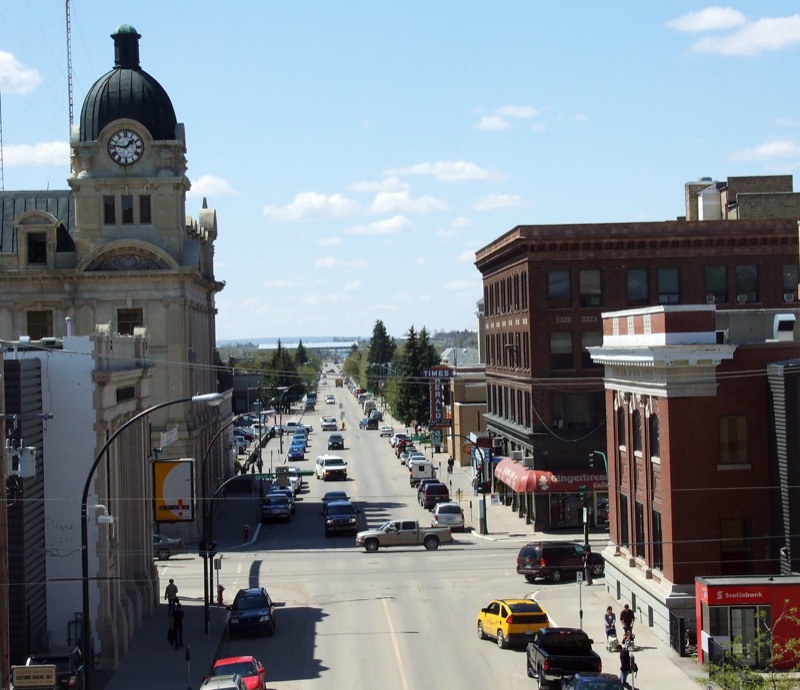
207 656 266 690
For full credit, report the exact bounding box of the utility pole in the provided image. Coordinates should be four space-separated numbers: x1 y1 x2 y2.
0 359 9 690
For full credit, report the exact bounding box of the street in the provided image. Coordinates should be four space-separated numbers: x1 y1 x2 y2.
140 377 701 690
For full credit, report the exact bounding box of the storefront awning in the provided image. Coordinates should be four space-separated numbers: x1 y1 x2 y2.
494 458 608 493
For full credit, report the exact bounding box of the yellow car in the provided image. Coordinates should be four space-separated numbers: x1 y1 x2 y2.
477 598 550 648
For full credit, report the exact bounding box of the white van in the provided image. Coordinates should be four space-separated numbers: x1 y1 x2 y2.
408 459 436 487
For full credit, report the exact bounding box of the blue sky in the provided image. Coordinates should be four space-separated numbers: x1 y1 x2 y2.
2 2 800 341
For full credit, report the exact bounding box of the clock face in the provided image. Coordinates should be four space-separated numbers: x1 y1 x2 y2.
108 129 144 166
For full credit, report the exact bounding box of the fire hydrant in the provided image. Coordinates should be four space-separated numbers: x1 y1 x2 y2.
217 584 225 606
243 524 250 540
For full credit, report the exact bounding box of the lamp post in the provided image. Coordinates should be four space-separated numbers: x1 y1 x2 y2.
276 386 289 453
81 392 223 690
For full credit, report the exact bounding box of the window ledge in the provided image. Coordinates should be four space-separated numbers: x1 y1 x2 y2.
717 463 752 471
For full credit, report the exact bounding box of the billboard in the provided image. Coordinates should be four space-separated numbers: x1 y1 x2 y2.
153 458 195 523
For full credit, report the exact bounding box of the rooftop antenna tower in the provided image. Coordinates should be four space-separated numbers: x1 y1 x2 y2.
66 0 74 154
0 88 4 191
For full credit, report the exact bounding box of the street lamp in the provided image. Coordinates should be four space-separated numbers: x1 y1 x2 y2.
81 392 223 690
276 386 289 453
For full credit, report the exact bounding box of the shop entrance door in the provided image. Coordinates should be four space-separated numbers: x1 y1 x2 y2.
730 607 757 666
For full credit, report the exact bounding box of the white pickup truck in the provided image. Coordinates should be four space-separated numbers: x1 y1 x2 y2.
355 519 453 552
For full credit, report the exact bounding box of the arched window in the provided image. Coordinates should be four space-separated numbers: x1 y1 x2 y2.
649 414 660 459
617 406 627 448
633 410 642 453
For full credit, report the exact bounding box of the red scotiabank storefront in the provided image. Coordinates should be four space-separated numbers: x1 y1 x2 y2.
696 575 800 669
493 458 608 530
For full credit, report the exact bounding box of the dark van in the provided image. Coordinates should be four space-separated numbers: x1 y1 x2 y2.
516 541 604 583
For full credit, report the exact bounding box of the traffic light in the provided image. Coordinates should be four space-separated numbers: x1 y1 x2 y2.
579 485 588 504
588 452 594 469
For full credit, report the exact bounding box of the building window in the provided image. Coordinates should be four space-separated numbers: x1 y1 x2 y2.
548 270 571 308
619 494 629 548
652 510 663 571
649 414 660 459
719 415 747 466
657 267 680 304
720 518 753 575
27 311 53 340
783 264 798 301
103 195 116 225
617 406 627 448
27 232 47 265
626 268 649 305
633 410 642 453
634 501 645 558
579 269 602 308
116 386 136 403
705 266 727 304
121 195 135 224
117 308 144 335
735 265 758 303
550 332 573 370
140 195 152 224
581 331 602 368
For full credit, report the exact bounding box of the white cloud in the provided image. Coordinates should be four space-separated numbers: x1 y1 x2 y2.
314 256 368 269
437 227 457 238
445 279 476 291
317 236 342 246
683 14 800 56
261 278 298 288
349 176 408 193
302 293 345 306
496 104 538 118
0 51 42 95
457 249 475 262
451 216 472 228
474 115 511 131
472 193 523 211
263 191 360 221
188 174 239 198
413 257 426 266
730 139 800 161
369 190 448 214
666 7 747 32
344 215 413 235
343 281 361 291
387 160 498 182
4 141 69 166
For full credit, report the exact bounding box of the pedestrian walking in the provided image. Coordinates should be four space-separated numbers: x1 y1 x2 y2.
472 475 479 496
447 456 454 474
583 548 593 585
620 603 635 634
256 457 263 473
619 644 632 687
604 606 616 637
170 601 184 649
164 578 178 615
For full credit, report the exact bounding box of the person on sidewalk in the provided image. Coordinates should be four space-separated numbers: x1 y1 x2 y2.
447 456 454 474
164 579 178 616
619 644 632 687
582 548 593 585
604 606 616 637
170 601 184 649
620 603 635 634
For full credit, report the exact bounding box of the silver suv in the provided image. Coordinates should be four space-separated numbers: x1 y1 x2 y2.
431 502 465 532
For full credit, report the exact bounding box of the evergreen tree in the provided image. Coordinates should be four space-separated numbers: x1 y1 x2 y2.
294 340 308 365
366 320 395 395
261 339 304 410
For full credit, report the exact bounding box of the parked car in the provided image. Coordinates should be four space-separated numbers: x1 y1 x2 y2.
206 656 266 690
359 417 379 430
389 432 409 448
379 424 394 436
268 487 296 514
477 598 551 649
233 427 255 442
26 646 84 690
516 542 605 583
323 500 360 537
153 533 184 560
431 501 465 531
419 482 450 509
199 676 249 690
562 673 623 689
327 433 345 450
227 587 276 638
260 495 292 523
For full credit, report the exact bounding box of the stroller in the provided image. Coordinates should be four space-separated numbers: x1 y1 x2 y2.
606 626 620 652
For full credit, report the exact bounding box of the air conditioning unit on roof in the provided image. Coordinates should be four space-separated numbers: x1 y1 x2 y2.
510 450 523 461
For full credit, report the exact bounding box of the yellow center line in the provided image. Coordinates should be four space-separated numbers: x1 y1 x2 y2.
382 597 410 690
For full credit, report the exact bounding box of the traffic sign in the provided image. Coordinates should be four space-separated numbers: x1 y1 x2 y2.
11 665 57 688
430 430 443 445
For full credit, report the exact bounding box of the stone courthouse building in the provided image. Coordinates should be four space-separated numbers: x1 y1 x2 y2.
0 26 227 670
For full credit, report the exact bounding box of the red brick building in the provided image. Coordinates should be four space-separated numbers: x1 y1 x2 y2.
589 305 800 646
474 176 800 533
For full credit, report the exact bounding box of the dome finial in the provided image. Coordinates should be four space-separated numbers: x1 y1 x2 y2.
112 25 142 69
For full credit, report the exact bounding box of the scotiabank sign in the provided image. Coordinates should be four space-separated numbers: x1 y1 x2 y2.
702 586 769 605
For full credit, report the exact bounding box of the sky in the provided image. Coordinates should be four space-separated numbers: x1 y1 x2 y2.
2 2 800 342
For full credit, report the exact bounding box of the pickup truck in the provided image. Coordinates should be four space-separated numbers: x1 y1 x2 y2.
355 519 452 552
525 628 602 688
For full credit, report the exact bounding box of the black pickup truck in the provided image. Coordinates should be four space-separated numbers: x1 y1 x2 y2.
526 628 602 688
